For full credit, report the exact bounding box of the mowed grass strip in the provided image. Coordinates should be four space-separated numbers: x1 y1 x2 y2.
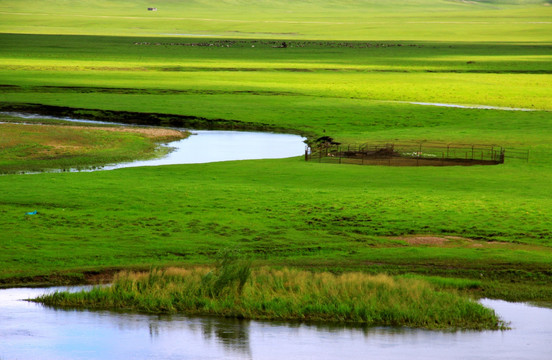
34 266 504 330
0 122 187 173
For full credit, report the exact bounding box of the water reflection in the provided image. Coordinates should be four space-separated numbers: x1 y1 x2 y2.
198 317 252 357
1 287 552 360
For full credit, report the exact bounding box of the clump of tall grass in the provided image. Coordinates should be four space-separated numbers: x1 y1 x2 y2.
398 274 483 291
202 248 252 297
35 266 504 330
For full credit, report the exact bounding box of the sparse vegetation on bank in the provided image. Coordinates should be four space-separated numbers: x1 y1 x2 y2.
0 115 188 174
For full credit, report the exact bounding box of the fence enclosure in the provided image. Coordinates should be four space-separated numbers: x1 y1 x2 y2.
305 141 529 166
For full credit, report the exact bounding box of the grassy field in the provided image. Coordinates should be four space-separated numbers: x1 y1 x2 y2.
1 0 551 41
2 156 551 301
1 34 551 145
0 0 551 310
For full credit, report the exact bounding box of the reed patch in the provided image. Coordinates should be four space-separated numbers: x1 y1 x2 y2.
34 266 505 330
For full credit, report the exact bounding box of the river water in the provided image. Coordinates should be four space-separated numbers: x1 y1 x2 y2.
0 112 307 171
103 130 306 170
1 287 551 360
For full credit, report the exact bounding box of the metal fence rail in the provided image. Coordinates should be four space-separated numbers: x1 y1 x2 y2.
503 148 530 162
305 141 527 166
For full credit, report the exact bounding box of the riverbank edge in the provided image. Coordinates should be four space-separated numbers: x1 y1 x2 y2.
2 263 551 305
0 119 190 174
0 102 314 138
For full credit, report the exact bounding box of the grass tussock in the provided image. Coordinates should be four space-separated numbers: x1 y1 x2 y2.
35 266 504 330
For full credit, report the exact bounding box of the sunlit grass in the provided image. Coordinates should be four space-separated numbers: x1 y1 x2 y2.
1 0 550 41
2 69 550 110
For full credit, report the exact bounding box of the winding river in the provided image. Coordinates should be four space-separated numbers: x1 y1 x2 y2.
2 113 551 359
1 287 551 360
1 112 307 171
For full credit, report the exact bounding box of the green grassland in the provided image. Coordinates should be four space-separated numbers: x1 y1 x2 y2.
0 0 551 306
2 156 552 301
1 34 551 143
1 0 551 41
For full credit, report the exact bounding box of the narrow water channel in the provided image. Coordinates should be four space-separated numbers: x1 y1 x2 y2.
1 287 551 360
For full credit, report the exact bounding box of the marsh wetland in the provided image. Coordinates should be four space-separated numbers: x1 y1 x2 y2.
1 0 552 358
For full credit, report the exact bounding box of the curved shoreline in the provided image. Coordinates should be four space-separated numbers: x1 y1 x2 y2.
0 111 306 175
0 102 307 135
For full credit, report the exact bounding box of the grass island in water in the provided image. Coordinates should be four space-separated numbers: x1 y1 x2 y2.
34 265 504 330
